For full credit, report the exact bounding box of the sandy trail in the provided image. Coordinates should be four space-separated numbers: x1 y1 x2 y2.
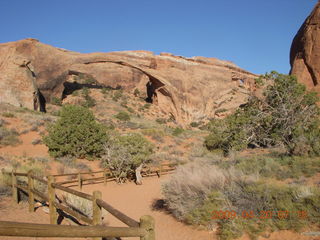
79 175 214 240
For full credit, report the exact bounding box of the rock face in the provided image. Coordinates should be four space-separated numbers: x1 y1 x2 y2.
290 2 320 90
0 39 257 124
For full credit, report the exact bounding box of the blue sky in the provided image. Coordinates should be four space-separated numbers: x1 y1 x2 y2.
0 0 317 74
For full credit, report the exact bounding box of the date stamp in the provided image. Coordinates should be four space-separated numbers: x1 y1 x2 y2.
211 210 308 220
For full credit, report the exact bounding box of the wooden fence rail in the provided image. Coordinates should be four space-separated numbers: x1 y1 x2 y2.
1 167 159 240
0 220 152 238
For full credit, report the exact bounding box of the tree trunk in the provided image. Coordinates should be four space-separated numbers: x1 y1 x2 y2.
135 164 143 185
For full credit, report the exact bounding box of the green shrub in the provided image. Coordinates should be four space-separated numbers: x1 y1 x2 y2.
43 105 108 158
205 71 320 156
115 111 130 121
190 122 199 128
172 127 184 136
101 132 154 183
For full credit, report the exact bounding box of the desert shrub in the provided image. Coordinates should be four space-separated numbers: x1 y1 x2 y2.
2 112 15 118
81 87 96 108
133 88 140 97
0 127 21 146
226 155 320 180
141 128 165 142
162 163 320 240
51 97 62 106
205 72 320 156
156 118 167 124
112 90 123 102
172 127 184 136
43 105 108 158
115 111 130 121
143 103 151 109
101 132 154 183
190 121 202 128
162 163 235 220
126 107 135 113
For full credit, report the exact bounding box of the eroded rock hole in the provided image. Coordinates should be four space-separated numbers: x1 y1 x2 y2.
62 72 104 99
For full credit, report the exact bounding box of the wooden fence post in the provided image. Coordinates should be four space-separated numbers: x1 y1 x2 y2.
92 191 102 240
11 170 18 203
78 173 82 190
27 170 34 212
48 176 57 224
103 169 107 185
140 215 155 240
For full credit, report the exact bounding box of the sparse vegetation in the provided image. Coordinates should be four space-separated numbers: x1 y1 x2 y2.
141 128 166 142
112 89 123 102
219 154 320 180
115 111 130 121
163 162 320 240
2 112 15 118
156 118 167 124
0 126 21 146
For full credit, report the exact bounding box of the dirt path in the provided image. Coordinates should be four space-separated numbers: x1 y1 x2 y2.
80 175 214 240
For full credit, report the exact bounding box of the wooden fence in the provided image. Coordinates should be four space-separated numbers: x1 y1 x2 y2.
52 163 177 190
0 163 177 239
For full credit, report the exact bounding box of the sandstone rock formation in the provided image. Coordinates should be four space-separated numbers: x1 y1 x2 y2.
0 39 258 124
290 1 320 91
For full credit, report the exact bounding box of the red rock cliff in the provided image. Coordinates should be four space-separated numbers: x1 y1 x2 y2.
290 2 320 90
0 39 257 124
